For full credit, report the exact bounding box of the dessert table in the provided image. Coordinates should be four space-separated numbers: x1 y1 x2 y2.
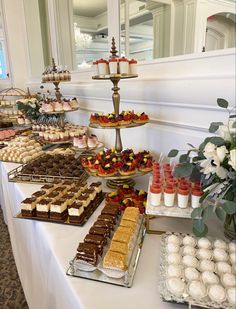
0 161 225 309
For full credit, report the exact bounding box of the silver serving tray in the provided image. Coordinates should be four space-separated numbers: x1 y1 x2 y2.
159 232 235 309
66 216 146 288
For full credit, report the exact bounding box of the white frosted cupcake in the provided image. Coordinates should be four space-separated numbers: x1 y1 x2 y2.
198 237 212 249
201 271 219 285
208 284 226 303
221 273 236 288
227 287 236 305
197 248 212 260
182 255 198 268
216 262 232 274
166 265 182 278
182 235 196 247
188 280 207 300
184 267 200 281
183 246 196 256
214 239 228 250
229 242 236 253
199 259 215 272
166 278 185 296
167 253 181 265
230 252 236 265
213 248 228 262
167 234 181 245
166 243 180 253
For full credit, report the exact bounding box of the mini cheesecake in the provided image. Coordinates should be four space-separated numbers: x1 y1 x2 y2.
68 202 84 223
50 198 68 221
21 197 37 217
36 198 52 218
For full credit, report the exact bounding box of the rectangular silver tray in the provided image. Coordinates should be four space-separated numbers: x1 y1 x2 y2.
159 232 235 309
146 176 192 218
66 217 146 288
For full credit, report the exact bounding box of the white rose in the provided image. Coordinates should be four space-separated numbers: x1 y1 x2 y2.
216 166 228 179
216 146 228 162
218 125 231 141
228 149 236 171
203 142 216 158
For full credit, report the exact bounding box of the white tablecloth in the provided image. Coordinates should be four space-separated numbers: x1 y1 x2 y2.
0 161 225 309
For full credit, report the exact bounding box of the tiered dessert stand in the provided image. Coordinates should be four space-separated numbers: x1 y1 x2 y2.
88 38 150 188
40 58 78 143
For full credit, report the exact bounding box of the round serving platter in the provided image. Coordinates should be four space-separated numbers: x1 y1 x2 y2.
71 141 104 152
40 107 78 115
92 74 138 80
89 122 147 129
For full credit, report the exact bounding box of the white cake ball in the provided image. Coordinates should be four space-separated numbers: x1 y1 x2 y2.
183 246 196 256
167 243 180 253
221 273 236 288
201 271 219 285
197 248 212 260
188 280 207 300
167 234 180 245
199 259 215 272
184 267 200 281
182 255 198 268
167 265 182 278
230 252 236 265
208 284 226 303
213 248 228 262
216 262 232 274
167 253 182 265
214 239 228 250
227 287 236 305
182 235 196 247
198 237 211 249
229 242 236 253
166 278 185 296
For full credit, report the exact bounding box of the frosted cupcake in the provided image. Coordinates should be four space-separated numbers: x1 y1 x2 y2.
166 278 185 296
208 284 226 303
188 280 207 300
201 271 219 285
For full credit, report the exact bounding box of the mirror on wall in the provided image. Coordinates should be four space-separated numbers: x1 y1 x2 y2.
72 0 109 69
121 0 236 61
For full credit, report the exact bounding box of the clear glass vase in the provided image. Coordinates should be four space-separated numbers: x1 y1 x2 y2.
224 214 236 240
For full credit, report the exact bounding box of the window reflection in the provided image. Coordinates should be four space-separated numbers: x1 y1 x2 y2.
73 0 109 69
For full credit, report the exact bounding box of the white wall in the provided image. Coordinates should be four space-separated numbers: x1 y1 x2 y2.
28 47 236 161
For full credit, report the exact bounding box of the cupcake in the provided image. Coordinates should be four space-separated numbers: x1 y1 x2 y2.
184 267 200 281
201 271 219 285
208 284 226 303
182 255 198 268
166 278 185 296
188 280 207 300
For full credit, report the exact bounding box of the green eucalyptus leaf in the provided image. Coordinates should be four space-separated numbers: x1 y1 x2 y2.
168 149 179 157
187 143 195 148
202 205 213 221
190 165 202 182
179 154 190 163
199 191 209 203
209 122 223 133
193 223 208 237
173 163 194 178
215 207 226 221
199 137 211 152
209 136 225 146
193 219 205 233
221 201 236 215
217 98 229 109
191 207 203 219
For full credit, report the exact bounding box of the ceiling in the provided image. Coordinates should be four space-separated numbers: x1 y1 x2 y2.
73 0 107 17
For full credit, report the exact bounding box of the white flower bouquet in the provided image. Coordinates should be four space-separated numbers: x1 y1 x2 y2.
168 98 236 238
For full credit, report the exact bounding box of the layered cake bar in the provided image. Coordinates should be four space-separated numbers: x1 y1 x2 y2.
97 214 116 224
50 198 68 221
93 219 114 231
103 250 127 271
53 186 68 196
45 191 61 201
76 194 91 210
89 227 109 238
90 182 102 197
68 202 84 223
21 197 37 217
101 205 120 217
83 188 96 201
62 180 74 189
61 193 75 206
40 184 54 194
109 241 129 256
76 242 99 266
31 190 46 201
122 207 139 223
67 187 81 197
36 198 52 218
84 234 106 254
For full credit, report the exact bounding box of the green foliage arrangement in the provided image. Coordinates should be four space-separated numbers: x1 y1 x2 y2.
16 97 43 121
168 98 236 237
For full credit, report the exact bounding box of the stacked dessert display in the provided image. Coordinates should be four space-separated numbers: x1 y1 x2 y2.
87 38 151 188
40 58 79 135
0 87 31 126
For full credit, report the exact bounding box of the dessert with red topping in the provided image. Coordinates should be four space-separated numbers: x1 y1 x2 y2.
132 189 147 206
99 113 118 127
118 111 134 126
119 162 136 176
90 113 100 124
97 163 117 177
105 191 124 206
117 184 135 198
133 112 149 124
81 156 95 169
139 156 153 172
120 198 135 210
